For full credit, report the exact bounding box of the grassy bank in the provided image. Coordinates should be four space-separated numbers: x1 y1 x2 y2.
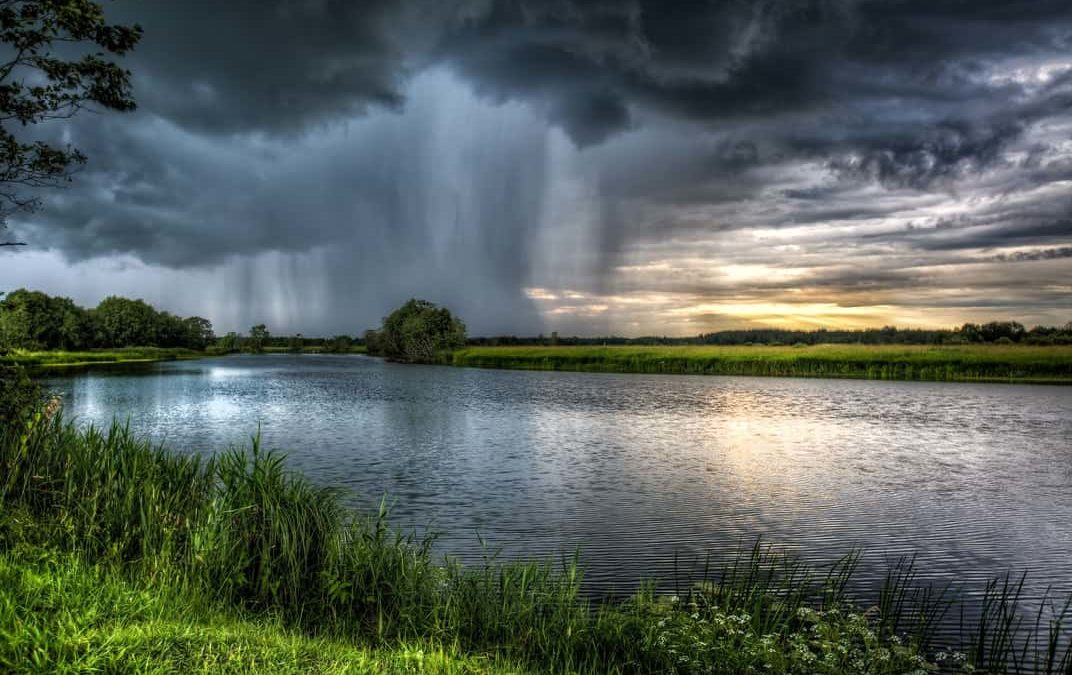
2 413 1070 673
451 344 1072 384
0 347 203 369
1 345 370 370
0 546 524 674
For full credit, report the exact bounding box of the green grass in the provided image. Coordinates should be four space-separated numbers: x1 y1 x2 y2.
0 347 203 369
451 344 1072 383
0 546 525 674
1 411 1069 673
1 345 369 369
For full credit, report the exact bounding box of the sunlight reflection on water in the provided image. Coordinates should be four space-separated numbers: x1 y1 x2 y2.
48 354 1072 635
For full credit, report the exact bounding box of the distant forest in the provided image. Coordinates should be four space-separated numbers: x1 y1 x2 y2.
2 288 1070 351
470 321 1072 347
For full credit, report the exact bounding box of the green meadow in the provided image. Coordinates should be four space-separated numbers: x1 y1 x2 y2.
0 347 203 369
451 344 1072 383
0 345 368 370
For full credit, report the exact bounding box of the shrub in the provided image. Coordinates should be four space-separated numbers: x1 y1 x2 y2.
371 299 466 363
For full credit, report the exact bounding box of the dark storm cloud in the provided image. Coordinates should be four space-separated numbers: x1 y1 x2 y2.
105 0 425 134
5 0 1072 334
444 1 1070 151
990 246 1072 262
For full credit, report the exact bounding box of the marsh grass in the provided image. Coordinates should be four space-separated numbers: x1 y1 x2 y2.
451 344 1072 384
0 347 201 368
2 413 1070 673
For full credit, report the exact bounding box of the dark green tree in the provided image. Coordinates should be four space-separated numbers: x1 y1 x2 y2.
327 334 351 353
0 0 142 246
182 316 215 350
0 361 39 423
248 324 269 353
93 296 158 347
216 331 241 353
0 287 88 349
373 298 466 363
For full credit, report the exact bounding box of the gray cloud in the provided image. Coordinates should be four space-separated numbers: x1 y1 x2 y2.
2 0 1070 335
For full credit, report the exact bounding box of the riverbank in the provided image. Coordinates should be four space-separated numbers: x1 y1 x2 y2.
450 344 1072 383
3 412 1069 673
0 347 204 369
0 546 525 674
0 345 369 370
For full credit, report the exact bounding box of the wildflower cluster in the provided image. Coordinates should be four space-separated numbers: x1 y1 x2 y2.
640 594 938 674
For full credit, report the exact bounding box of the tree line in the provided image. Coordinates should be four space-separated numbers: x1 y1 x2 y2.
0 288 366 354
213 326 358 354
469 321 1072 347
0 289 214 351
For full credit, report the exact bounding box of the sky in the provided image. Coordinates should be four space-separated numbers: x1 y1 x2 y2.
1 0 1071 337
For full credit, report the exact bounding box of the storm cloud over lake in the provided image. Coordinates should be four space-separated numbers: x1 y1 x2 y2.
3 0 1071 335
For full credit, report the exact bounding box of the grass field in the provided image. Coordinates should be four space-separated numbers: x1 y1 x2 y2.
451 344 1072 383
2 412 1070 673
0 347 203 369
1 345 369 369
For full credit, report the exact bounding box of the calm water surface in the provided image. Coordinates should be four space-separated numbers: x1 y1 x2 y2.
48 354 1072 609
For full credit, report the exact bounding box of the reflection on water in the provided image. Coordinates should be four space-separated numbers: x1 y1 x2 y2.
48 355 1072 613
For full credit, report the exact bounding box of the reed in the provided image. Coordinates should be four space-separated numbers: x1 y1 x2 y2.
450 344 1072 384
2 413 1070 673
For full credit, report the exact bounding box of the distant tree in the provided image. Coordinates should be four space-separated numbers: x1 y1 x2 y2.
326 334 351 353
978 321 1025 343
182 316 215 350
153 311 188 347
248 324 269 353
286 333 303 353
0 1 142 246
216 331 241 353
0 287 89 349
363 329 382 355
93 296 158 347
0 288 58 348
371 299 466 363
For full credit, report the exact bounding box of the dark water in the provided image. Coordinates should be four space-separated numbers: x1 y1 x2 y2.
48 355 1072 614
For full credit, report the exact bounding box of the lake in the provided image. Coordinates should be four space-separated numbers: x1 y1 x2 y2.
47 354 1072 620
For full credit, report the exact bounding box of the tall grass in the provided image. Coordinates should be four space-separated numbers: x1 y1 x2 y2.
451 345 1072 384
2 413 1070 673
0 347 201 368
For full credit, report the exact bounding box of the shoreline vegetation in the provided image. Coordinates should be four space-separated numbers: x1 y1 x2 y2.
450 344 1072 384
2 413 1071 674
3 290 1070 383
0 345 368 370
3 342 1071 384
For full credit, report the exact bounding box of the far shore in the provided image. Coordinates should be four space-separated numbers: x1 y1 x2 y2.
1 345 368 370
448 343 1072 384
12 342 1072 384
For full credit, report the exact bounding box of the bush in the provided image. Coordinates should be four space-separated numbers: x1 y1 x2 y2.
0 364 40 425
369 299 466 363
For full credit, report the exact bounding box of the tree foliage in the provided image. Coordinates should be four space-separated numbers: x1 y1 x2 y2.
248 324 269 354
0 0 142 244
367 299 466 363
0 360 39 423
470 322 1072 347
0 288 214 350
